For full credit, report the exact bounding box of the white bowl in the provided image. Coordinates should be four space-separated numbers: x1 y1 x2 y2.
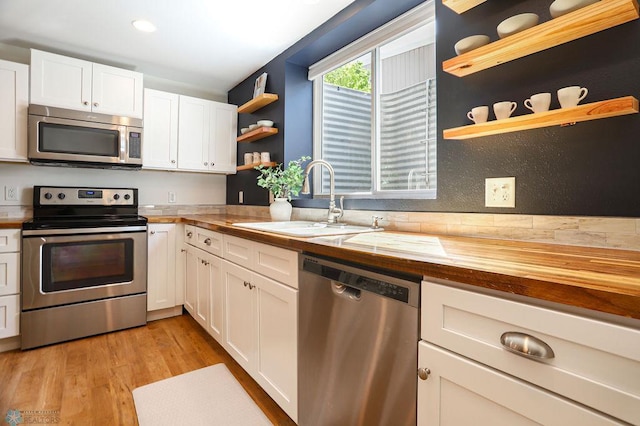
550 0 599 18
240 127 250 134
454 35 491 55
257 120 274 128
249 124 259 130
497 13 539 39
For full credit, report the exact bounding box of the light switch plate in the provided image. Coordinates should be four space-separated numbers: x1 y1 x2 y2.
485 177 515 208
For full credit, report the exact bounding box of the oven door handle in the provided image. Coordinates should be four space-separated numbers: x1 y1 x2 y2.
22 225 147 236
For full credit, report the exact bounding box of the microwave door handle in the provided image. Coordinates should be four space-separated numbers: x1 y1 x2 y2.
119 126 127 162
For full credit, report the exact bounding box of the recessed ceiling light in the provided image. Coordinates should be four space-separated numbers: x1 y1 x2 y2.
132 19 157 33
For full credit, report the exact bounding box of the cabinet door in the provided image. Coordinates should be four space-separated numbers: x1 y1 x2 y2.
91 63 143 118
142 89 179 169
30 49 92 111
184 245 198 316
417 342 621 426
178 96 210 171
253 273 298 422
0 294 19 339
204 252 224 344
0 253 20 297
208 101 237 174
194 250 211 329
222 260 255 372
147 224 176 311
0 60 28 161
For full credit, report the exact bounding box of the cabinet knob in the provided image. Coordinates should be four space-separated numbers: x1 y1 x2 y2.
150 230 155 234
93 102 99 107
83 101 89 106
203 260 209 266
243 281 254 289
171 160 176 164
417 368 431 380
204 238 212 246
180 249 186 253
204 162 208 166
186 231 193 237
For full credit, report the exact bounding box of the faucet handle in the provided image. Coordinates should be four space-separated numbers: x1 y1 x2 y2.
338 196 344 220
371 215 383 229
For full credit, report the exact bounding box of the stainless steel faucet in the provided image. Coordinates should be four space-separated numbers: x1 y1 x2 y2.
301 159 344 224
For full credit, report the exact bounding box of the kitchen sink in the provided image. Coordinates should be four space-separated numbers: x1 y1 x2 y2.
233 221 382 237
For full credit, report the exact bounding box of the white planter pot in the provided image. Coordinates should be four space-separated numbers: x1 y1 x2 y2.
270 198 292 221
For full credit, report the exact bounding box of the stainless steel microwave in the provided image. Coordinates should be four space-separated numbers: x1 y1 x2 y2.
28 104 143 169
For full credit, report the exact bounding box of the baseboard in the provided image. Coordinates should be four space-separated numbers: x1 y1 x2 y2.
0 336 21 353
147 306 183 322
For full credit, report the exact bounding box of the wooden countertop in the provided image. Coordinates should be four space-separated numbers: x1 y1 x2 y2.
149 214 640 320
7 214 639 319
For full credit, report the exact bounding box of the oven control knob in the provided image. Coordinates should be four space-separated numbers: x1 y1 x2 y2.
113 194 120 200
124 194 131 200
57 193 66 200
44 192 53 200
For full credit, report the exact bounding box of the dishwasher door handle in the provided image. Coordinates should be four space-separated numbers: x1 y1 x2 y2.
331 283 361 301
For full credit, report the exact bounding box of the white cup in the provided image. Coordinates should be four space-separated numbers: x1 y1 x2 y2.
243 153 253 165
467 106 489 124
524 92 551 113
260 152 270 163
557 86 588 108
493 101 517 120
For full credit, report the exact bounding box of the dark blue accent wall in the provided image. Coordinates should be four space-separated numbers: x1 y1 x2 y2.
228 0 640 217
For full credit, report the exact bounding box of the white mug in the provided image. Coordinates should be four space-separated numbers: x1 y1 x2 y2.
467 106 489 124
557 86 588 108
524 92 551 113
493 101 517 120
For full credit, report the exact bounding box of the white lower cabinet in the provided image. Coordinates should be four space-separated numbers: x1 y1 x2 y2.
419 281 640 425
0 229 20 340
418 341 621 425
182 227 298 422
221 258 298 422
147 224 177 311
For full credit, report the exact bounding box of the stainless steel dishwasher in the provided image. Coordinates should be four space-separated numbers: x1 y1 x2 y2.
298 254 421 426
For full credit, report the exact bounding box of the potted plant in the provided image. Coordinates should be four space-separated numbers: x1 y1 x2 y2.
255 156 310 221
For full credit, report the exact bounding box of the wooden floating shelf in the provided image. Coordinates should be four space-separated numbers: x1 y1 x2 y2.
442 0 486 14
236 161 277 171
443 0 639 77
443 96 639 140
237 93 279 114
237 127 278 143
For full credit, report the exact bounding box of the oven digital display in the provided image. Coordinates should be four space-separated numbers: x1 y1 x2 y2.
78 190 103 199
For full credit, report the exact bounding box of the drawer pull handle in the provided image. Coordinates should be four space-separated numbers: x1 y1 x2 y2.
500 332 555 360
417 367 431 380
204 238 212 246
186 231 193 237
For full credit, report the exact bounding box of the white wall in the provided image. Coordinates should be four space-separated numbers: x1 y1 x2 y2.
0 162 227 207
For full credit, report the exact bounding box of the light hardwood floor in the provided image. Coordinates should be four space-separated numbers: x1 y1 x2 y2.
0 313 296 425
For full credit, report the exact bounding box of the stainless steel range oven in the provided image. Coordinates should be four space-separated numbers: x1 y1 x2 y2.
21 186 148 349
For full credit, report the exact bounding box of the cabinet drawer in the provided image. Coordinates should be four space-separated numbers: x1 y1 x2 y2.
253 242 298 289
185 226 223 257
0 253 19 296
0 229 20 253
0 294 20 339
223 235 298 289
421 281 640 424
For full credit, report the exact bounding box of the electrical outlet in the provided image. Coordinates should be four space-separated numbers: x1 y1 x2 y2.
485 177 515 208
5 186 18 201
238 191 244 204
168 192 176 203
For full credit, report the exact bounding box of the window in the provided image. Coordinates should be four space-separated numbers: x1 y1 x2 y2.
309 1 436 199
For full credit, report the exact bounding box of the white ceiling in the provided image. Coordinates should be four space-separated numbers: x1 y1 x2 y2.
0 0 356 98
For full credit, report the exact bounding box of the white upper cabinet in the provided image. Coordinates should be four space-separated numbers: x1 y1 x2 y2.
143 89 179 169
0 59 28 161
176 94 237 174
30 49 143 118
